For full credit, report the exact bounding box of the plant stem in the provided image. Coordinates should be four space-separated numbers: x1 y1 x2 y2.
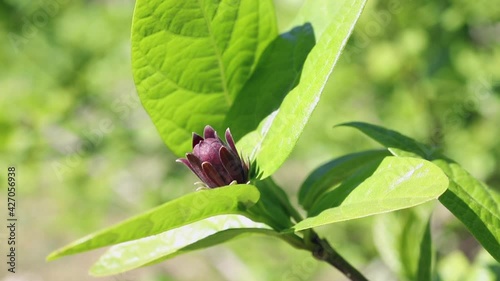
252 178 368 280
309 231 369 281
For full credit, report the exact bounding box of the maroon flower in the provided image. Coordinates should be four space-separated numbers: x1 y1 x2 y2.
177 125 250 188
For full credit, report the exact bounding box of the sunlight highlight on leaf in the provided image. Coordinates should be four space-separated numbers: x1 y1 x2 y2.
293 157 448 231
90 215 271 276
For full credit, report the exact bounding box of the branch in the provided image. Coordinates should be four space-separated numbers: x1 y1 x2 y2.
310 232 369 281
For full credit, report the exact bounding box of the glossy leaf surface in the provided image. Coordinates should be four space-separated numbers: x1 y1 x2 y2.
47 185 260 261
343 121 500 261
132 0 277 155
90 215 271 276
237 0 367 178
293 157 448 231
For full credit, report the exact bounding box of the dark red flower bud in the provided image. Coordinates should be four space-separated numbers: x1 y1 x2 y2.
177 125 250 188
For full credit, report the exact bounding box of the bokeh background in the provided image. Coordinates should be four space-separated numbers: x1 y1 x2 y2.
1 0 499 280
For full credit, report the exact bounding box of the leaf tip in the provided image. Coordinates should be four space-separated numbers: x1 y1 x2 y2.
89 265 107 277
46 251 61 262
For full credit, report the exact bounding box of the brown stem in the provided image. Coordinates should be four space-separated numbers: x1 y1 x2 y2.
310 232 369 281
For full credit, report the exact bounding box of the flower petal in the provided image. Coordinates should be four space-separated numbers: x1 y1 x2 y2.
203 125 217 139
192 133 204 147
186 154 218 188
176 158 194 171
219 146 245 183
225 128 239 155
202 162 227 187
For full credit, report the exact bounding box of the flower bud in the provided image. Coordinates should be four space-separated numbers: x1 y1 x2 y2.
177 125 249 188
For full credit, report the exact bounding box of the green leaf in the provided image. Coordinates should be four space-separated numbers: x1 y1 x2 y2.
225 23 315 141
132 0 277 156
373 205 434 280
290 0 356 39
434 159 500 262
293 157 448 231
299 149 390 210
339 122 433 159
247 177 298 230
417 220 433 281
308 158 385 216
47 184 260 261
90 215 272 276
343 121 500 261
237 0 367 179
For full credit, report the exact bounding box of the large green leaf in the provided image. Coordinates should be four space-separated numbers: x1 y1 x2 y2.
237 0 367 179
299 149 390 210
47 184 260 261
89 215 272 276
342 121 500 261
434 160 500 262
293 157 448 231
307 157 386 216
225 23 315 141
132 0 277 156
339 122 433 159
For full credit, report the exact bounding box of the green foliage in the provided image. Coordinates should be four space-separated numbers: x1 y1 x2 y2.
416 221 433 281
247 177 298 230
374 205 435 281
225 23 315 141
237 0 367 179
345 121 500 261
131 0 278 156
339 122 433 159
293 157 448 231
439 179 500 261
299 149 390 210
47 184 260 261
90 215 271 276
436 161 500 237
35 0 499 280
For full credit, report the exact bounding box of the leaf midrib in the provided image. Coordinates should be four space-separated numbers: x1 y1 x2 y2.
198 0 231 105
444 163 500 219
451 179 500 222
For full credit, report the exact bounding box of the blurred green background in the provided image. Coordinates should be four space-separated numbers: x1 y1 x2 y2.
1 0 499 280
